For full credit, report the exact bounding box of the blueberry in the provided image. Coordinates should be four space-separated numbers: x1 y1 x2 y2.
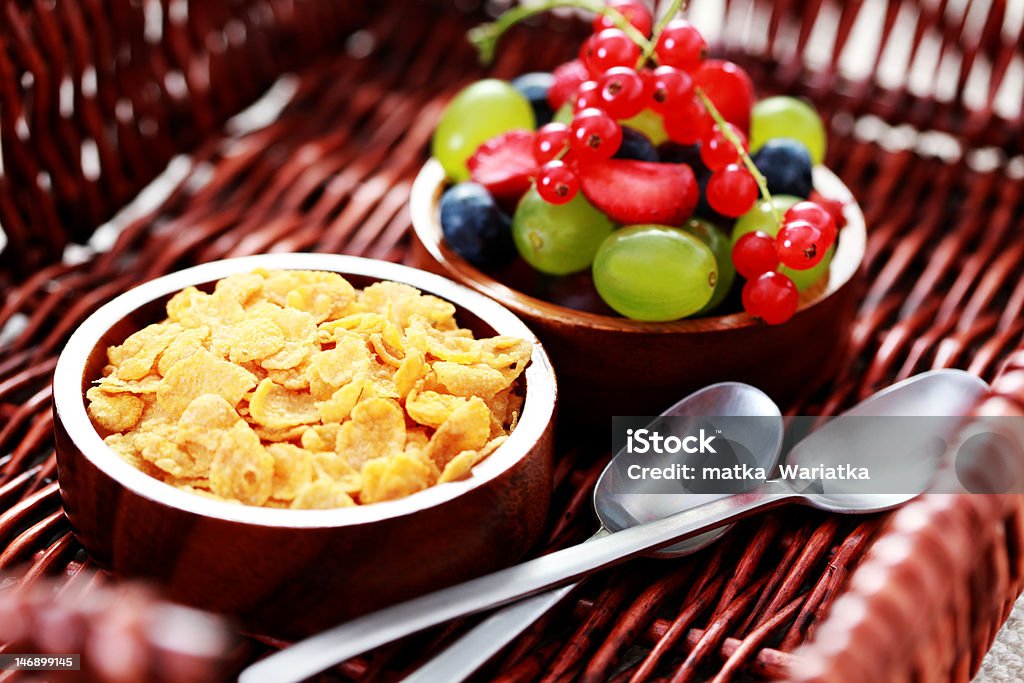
439 183 516 270
658 142 705 171
511 72 555 126
753 139 813 198
614 127 658 162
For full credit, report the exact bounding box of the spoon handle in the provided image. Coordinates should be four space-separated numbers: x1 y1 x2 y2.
400 528 611 683
240 487 790 683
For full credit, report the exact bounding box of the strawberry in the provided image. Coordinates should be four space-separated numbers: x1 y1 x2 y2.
548 60 590 111
579 158 698 225
467 130 537 206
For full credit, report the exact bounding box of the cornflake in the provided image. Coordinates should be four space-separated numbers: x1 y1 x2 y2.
86 269 530 508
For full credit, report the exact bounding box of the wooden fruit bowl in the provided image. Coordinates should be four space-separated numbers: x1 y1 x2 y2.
410 159 866 418
52 253 557 639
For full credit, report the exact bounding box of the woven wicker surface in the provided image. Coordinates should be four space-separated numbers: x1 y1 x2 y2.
2 0 1024 681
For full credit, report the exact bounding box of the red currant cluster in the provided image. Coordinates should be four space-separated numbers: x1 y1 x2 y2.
452 0 843 325
733 201 839 324
534 0 757 217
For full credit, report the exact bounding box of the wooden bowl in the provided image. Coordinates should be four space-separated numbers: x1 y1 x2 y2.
52 254 557 638
410 160 866 418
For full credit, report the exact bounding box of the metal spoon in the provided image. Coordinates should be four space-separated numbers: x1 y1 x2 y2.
401 382 785 683
240 369 989 683
400 368 989 682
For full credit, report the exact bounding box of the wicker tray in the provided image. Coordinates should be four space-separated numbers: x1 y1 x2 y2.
2 0 1024 681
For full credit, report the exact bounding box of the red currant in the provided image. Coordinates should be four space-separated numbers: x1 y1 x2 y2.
742 271 799 325
549 60 590 110
644 65 694 115
784 200 838 248
694 60 755 133
574 80 603 112
593 0 653 36
536 160 579 205
534 123 571 164
776 219 825 270
662 97 710 145
655 20 707 72
598 67 645 119
700 123 747 171
706 163 758 217
570 108 622 161
808 191 847 230
580 29 641 78
732 231 779 278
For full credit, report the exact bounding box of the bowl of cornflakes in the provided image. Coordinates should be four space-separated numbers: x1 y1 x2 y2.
53 253 556 637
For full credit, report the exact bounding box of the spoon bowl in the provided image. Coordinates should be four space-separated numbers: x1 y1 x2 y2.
595 382 784 557
782 369 990 513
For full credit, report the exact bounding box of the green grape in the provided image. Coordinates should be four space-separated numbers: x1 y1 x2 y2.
433 79 536 182
620 109 668 146
513 188 614 276
750 96 827 165
592 225 717 322
553 103 574 125
683 218 734 314
731 196 833 291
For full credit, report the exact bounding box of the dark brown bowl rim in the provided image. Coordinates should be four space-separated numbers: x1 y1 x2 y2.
53 254 557 528
410 159 866 333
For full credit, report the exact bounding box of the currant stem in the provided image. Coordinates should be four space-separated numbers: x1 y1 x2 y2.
695 87 781 226
469 0 652 65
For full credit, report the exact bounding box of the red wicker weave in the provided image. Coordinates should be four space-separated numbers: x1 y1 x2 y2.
2 0 1023 681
